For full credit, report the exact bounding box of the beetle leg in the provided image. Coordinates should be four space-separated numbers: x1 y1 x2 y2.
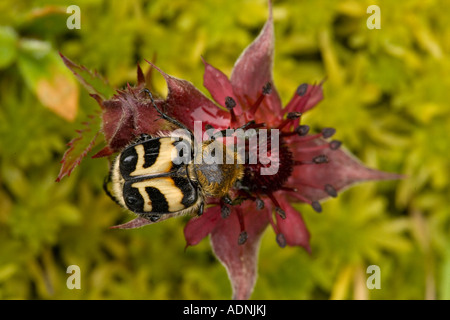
143 214 161 222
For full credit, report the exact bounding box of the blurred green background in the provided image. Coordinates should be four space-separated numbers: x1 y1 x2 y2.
0 0 449 300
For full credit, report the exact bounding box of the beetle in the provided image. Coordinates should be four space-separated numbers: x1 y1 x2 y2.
105 89 244 222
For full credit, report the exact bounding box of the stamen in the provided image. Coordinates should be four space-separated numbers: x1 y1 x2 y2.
266 206 286 248
235 209 247 245
221 205 231 219
324 184 338 198
225 96 236 109
313 154 329 164
277 112 302 131
255 198 265 210
294 154 329 166
296 125 310 136
238 231 248 245
329 140 342 150
280 124 310 138
297 181 338 198
275 207 286 219
294 127 336 144
225 96 237 126
311 201 322 213
321 127 336 139
248 82 271 115
276 233 287 248
293 193 322 213
297 83 308 96
295 140 341 153
287 112 302 119
262 82 272 95
267 192 286 219
284 83 312 114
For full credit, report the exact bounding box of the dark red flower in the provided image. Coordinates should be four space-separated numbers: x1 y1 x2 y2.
58 1 401 300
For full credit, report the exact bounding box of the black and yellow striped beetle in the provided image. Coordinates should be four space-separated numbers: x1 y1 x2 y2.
105 89 244 222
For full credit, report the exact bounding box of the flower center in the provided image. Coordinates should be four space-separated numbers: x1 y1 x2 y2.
222 82 341 246
241 132 293 194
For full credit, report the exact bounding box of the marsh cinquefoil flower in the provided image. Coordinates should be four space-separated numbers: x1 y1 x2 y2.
58 2 400 300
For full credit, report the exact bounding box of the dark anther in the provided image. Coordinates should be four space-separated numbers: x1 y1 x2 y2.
311 201 322 213
313 154 329 164
262 82 272 95
225 96 236 109
329 140 342 150
221 205 231 219
296 83 308 96
256 198 265 210
324 184 337 198
205 124 214 130
321 127 336 139
275 207 286 219
238 231 248 245
287 112 302 120
276 233 287 248
295 125 310 136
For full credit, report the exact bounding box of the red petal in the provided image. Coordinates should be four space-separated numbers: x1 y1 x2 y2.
136 63 145 88
145 61 230 131
91 145 114 158
210 205 270 300
101 90 166 151
183 206 222 248
229 2 283 125
202 57 241 115
275 195 311 251
110 213 180 229
289 138 403 201
55 114 101 182
60 53 114 100
101 98 135 151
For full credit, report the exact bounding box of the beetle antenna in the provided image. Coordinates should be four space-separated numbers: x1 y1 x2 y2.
142 88 192 133
142 88 195 157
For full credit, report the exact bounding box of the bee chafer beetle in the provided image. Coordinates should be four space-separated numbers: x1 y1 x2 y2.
106 89 244 222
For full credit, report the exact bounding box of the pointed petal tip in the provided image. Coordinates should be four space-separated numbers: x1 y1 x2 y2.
144 59 165 76
268 0 273 19
365 169 406 182
91 146 114 158
137 63 145 86
110 216 153 229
